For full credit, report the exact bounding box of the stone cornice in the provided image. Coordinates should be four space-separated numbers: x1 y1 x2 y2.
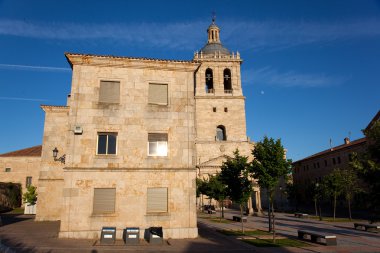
40 105 69 113
195 95 246 100
65 53 200 72
63 167 196 172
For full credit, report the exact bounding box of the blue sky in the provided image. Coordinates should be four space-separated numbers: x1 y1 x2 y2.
0 0 379 161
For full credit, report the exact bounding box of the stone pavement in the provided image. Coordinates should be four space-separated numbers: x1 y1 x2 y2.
0 210 379 253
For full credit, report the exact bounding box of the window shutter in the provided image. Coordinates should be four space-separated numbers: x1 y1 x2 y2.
148 133 168 142
147 188 168 213
99 81 120 103
148 84 167 105
93 188 116 214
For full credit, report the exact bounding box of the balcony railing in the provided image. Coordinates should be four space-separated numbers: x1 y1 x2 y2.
224 89 233 94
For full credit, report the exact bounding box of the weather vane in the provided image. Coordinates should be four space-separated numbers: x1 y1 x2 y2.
212 11 216 23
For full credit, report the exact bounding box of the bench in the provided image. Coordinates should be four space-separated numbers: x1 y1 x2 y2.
294 213 309 218
298 230 337 246
354 223 380 232
232 216 247 222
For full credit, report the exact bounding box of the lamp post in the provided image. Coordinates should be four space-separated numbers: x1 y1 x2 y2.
279 186 283 211
52 147 66 164
315 183 322 221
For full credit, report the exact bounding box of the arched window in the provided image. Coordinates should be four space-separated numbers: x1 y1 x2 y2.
223 68 232 93
216 125 226 141
205 68 214 93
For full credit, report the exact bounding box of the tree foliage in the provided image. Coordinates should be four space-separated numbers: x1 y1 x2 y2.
250 136 292 240
351 120 380 218
23 185 38 205
322 169 344 221
220 149 252 232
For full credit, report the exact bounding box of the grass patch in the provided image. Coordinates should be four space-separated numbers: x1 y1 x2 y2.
242 238 310 247
209 218 233 224
309 216 363 222
4 207 24 214
217 229 271 236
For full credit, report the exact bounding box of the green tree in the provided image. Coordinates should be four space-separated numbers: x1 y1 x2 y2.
220 149 252 232
250 136 292 242
23 185 38 205
207 173 228 219
351 121 380 220
323 169 344 221
340 168 360 220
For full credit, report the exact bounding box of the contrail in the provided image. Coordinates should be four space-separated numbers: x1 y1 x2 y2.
0 63 70 72
0 96 49 102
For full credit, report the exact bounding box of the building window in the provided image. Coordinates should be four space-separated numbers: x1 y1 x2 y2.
337 156 341 164
216 125 227 141
93 188 116 214
148 133 168 156
224 107 228 112
324 160 328 167
5 168 11 172
205 68 214 93
147 187 168 213
332 158 336 165
213 107 216 112
99 80 120 103
97 133 117 155
25 177 32 187
223 68 232 93
148 83 168 105
317 162 320 168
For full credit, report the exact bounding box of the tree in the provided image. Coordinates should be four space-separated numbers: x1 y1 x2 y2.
351 120 380 220
340 168 360 220
220 149 252 232
207 173 228 219
323 169 344 221
250 136 292 242
23 185 38 205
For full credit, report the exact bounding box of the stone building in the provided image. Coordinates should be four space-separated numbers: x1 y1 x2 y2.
26 18 258 240
0 145 41 195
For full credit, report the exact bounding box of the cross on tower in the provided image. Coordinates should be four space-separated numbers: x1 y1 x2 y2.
212 11 216 23
224 74 230 80
206 74 213 81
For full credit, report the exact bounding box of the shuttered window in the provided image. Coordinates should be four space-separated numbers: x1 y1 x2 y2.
148 83 168 105
99 80 120 103
148 133 168 156
147 187 168 213
93 188 116 214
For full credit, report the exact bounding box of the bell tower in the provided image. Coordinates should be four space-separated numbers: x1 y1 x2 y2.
193 17 261 213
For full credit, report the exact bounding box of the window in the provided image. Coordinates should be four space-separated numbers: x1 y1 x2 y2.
148 83 168 105
205 68 214 93
5 168 11 172
324 160 328 167
99 80 120 103
213 107 216 112
223 68 232 93
147 187 168 213
148 133 168 156
332 157 336 165
97 133 117 155
93 188 116 214
216 125 226 141
224 107 228 112
26 177 32 187
337 156 341 164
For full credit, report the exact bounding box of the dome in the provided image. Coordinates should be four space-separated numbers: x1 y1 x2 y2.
201 42 230 55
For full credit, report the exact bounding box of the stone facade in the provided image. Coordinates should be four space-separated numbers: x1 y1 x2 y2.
0 146 41 198
33 18 260 240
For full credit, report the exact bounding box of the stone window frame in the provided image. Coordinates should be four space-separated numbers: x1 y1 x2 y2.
96 132 118 155
216 125 227 141
5 167 11 172
26 176 32 187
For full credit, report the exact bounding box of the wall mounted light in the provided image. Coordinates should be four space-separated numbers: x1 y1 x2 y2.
52 147 66 164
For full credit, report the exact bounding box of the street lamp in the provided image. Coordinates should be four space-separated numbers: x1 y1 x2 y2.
279 186 283 211
52 147 66 164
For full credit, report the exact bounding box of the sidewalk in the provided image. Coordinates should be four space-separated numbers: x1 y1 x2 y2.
0 210 379 253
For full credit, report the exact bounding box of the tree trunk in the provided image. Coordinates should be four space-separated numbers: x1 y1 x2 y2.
222 200 224 218
348 196 352 221
240 204 244 233
318 202 322 221
268 194 272 232
272 201 276 243
314 198 318 217
333 192 337 221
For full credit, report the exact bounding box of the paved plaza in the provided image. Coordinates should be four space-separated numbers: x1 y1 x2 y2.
1 209 379 253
